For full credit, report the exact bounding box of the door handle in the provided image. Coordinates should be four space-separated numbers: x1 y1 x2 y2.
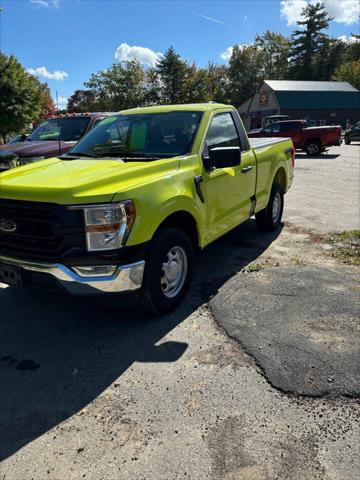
241 166 252 173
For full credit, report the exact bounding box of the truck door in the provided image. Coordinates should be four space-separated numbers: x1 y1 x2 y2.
202 111 256 243
279 121 302 148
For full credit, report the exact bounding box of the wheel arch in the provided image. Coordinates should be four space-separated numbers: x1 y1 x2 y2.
305 137 322 147
272 166 288 193
153 210 201 250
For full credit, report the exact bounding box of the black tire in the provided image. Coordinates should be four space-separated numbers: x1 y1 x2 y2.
140 228 194 314
344 135 351 145
255 183 284 232
305 140 321 156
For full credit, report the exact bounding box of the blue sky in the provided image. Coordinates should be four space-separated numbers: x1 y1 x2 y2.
1 0 359 107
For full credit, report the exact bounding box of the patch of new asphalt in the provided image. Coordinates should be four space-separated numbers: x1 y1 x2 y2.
210 265 360 397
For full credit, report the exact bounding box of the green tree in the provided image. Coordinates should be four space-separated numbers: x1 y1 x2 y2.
144 67 161 105
206 62 229 103
254 31 291 79
228 44 263 106
67 89 97 112
85 60 146 111
343 37 360 63
183 64 211 103
0 53 43 142
332 60 360 89
156 47 188 103
289 2 333 80
314 38 347 80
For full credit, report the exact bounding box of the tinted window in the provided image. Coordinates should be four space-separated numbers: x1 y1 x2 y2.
205 113 240 150
280 122 301 132
70 111 202 159
28 117 91 142
265 123 281 133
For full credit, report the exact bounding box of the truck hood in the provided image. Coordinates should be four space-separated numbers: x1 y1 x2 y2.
0 156 180 204
0 140 75 158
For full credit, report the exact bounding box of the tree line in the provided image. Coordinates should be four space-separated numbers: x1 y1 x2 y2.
0 55 56 142
67 3 359 113
0 2 359 141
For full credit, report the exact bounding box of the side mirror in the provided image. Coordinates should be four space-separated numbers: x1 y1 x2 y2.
20 134 27 141
208 147 241 170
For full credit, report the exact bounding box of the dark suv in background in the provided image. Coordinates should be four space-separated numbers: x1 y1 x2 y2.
0 112 112 171
344 121 360 144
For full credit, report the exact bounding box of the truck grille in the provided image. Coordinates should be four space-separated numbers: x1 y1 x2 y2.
0 200 85 260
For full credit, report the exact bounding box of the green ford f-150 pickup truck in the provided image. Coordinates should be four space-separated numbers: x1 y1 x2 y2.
0 103 294 312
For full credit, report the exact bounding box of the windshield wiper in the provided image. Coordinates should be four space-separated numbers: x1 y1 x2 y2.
94 152 161 161
60 152 98 159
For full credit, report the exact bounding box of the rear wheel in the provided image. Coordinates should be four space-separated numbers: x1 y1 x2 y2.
305 140 321 156
140 228 193 313
255 184 284 232
344 135 351 145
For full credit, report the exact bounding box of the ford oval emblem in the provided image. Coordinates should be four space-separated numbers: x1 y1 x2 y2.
0 218 17 233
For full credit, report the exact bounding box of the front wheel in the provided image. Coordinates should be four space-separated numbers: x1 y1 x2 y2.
344 135 351 145
140 228 194 313
255 184 284 232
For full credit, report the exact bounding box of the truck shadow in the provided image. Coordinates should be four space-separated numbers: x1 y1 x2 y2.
0 219 281 461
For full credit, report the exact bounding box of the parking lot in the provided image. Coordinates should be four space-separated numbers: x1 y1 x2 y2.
0 144 359 480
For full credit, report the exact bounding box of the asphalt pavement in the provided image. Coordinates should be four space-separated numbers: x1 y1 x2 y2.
0 143 359 480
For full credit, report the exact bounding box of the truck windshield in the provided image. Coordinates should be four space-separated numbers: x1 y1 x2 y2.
68 111 203 160
28 117 91 142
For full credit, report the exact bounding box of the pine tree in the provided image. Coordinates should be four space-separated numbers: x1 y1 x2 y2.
156 47 188 104
289 2 333 80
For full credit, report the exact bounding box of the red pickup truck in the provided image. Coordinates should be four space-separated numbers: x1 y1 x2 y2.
248 120 341 156
0 112 112 171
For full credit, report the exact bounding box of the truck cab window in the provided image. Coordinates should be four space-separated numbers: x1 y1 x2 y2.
280 122 300 132
264 123 281 133
205 113 240 151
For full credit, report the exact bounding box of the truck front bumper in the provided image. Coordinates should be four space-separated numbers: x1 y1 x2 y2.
0 255 145 295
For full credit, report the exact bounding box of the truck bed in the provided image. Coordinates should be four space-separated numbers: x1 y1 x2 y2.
249 137 291 149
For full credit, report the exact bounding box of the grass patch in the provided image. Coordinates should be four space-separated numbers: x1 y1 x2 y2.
327 230 360 266
242 263 265 273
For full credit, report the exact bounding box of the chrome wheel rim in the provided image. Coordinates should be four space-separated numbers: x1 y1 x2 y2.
161 246 188 298
272 192 282 223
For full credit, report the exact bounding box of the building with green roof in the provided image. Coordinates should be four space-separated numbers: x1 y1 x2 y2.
239 80 360 130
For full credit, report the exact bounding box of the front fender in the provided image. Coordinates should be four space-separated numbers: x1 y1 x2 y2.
113 167 207 248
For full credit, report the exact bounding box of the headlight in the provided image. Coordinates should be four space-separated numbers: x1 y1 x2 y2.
83 201 135 251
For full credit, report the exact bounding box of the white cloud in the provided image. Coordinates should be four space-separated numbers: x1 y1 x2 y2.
56 96 68 109
27 66 69 81
114 43 162 67
280 0 360 26
30 0 60 7
220 43 251 61
220 47 234 61
280 0 307 26
338 35 360 43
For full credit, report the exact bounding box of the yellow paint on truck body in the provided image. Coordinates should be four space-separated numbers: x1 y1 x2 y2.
0 103 293 249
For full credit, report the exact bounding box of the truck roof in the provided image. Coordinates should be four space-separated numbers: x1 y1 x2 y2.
119 103 233 115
